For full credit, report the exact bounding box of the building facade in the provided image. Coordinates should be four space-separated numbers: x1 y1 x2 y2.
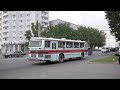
0 11 49 54
101 29 117 48
50 19 80 30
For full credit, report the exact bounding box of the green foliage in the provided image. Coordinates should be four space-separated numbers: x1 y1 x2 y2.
24 30 32 41
41 23 74 39
41 23 106 49
105 11 120 41
24 21 43 41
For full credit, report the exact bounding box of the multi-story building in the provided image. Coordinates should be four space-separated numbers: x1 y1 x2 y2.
50 19 80 30
101 29 117 48
0 11 2 54
0 11 49 54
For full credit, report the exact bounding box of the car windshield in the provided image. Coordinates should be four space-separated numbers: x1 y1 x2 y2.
29 41 42 47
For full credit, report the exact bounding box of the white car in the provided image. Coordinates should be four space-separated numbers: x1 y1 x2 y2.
101 48 107 53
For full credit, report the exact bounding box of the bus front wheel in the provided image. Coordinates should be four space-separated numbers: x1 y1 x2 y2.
59 54 64 63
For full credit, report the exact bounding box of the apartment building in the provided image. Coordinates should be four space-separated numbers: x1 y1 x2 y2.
101 29 117 48
50 19 80 30
0 11 49 54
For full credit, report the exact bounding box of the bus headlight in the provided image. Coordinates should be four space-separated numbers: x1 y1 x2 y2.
38 54 43 57
45 55 51 58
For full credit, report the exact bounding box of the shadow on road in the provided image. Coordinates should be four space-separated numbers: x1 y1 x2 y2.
32 58 85 66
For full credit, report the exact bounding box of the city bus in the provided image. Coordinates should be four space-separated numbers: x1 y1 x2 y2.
28 37 89 63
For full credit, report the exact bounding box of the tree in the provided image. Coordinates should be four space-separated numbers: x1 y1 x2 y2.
105 11 120 41
41 23 105 49
41 23 74 39
24 21 43 41
77 26 105 49
24 21 43 47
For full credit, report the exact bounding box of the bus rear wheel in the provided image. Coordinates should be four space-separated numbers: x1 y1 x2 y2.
59 54 64 63
46 60 52 64
80 52 84 60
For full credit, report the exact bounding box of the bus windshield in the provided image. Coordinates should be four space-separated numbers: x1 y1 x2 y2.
29 41 42 47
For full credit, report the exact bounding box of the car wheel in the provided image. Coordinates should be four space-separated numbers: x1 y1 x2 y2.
5 56 8 58
9 55 12 58
20 55 23 57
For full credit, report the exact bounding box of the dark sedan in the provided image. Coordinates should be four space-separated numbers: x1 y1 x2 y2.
3 51 26 58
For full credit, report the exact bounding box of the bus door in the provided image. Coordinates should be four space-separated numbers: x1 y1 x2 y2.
51 41 57 60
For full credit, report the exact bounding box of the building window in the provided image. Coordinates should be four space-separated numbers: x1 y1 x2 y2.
27 19 30 23
13 14 16 18
20 25 23 28
42 16 48 20
20 14 23 17
4 38 7 41
3 32 8 35
3 15 8 19
3 11 8 14
20 20 23 23
13 20 16 23
42 11 48 15
20 31 23 34
13 26 16 29
27 25 30 28
3 21 8 24
20 37 23 40
42 21 48 25
3 26 8 30
27 14 30 17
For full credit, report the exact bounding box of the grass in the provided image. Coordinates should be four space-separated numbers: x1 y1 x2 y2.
90 55 119 63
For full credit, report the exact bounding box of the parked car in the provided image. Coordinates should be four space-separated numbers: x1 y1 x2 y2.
2 51 26 58
101 48 107 53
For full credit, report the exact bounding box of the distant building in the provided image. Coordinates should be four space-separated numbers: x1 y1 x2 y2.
50 19 80 30
0 11 49 54
116 41 120 47
101 29 117 48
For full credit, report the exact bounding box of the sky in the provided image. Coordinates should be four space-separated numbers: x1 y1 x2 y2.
49 11 109 30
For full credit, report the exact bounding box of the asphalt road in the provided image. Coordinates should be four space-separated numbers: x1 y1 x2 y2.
0 51 120 79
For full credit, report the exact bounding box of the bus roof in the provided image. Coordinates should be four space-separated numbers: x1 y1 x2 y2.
30 37 87 43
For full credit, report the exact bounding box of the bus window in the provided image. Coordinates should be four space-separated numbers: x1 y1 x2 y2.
74 42 79 48
29 41 42 47
52 43 56 49
66 42 73 48
85 43 87 48
58 42 65 48
80 43 84 48
45 41 50 48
